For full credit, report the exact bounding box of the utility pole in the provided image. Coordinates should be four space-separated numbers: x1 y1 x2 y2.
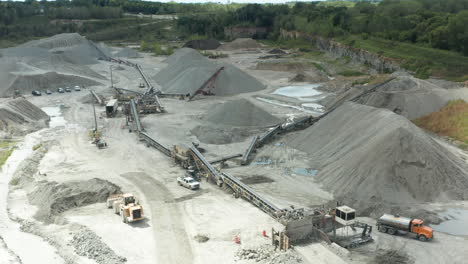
92 102 98 133
110 65 114 88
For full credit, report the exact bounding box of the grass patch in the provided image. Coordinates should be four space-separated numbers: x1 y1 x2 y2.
338 70 366 77
339 35 468 81
0 148 15 168
413 100 468 146
32 144 43 151
9 177 20 186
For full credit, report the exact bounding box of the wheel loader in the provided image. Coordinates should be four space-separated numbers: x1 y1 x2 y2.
107 193 144 223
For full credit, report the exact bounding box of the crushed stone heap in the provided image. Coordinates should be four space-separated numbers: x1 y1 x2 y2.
154 48 265 96
0 33 107 95
0 98 49 135
205 98 281 127
355 76 468 119
287 102 468 212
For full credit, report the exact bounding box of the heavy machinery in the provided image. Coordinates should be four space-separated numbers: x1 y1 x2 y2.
377 214 433 241
172 144 194 169
106 193 144 224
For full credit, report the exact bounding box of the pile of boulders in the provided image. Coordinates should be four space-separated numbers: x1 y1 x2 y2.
71 227 127 264
236 245 302 264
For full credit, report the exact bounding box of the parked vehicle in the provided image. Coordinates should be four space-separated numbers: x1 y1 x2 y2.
58 88 65 93
45 90 52 95
74 85 81 91
377 214 433 241
65 87 72 92
32 90 42 96
177 176 200 190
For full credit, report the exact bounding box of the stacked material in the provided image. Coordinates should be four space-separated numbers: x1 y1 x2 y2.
155 48 265 96
0 98 49 135
218 38 262 51
0 33 107 96
287 102 468 212
183 39 221 50
205 98 281 127
29 178 121 223
5 72 99 96
354 76 468 119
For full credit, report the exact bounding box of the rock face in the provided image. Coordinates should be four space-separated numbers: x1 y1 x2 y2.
280 29 399 73
286 102 468 215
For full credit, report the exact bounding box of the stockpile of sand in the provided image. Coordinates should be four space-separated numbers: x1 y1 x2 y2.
4 72 100 96
184 39 221 50
354 76 468 119
0 34 108 95
0 98 48 135
29 178 121 223
287 102 468 214
155 48 265 96
114 47 141 58
218 38 262 51
205 99 281 127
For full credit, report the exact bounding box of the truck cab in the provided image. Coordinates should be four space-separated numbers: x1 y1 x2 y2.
410 219 433 241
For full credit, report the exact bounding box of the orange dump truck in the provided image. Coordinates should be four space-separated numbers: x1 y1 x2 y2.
377 214 433 241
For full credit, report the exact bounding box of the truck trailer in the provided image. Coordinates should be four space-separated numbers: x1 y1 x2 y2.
106 99 118 117
377 214 433 241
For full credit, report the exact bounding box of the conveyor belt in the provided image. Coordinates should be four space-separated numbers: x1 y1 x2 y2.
90 90 103 105
189 145 221 181
258 125 282 146
139 132 172 157
115 87 144 95
130 99 142 132
135 64 163 107
209 154 242 164
241 136 259 165
221 172 281 219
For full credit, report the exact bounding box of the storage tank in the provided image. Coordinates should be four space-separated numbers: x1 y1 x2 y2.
378 214 412 231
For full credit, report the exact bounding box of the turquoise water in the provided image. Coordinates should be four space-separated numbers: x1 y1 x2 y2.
292 168 318 177
431 208 468 236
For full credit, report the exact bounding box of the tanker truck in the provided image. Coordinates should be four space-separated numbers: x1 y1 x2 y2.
377 214 433 242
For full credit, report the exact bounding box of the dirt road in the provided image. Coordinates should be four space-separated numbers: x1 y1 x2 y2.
124 172 194 264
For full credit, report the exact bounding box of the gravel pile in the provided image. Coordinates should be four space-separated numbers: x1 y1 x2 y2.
71 226 127 264
355 76 468 119
0 33 108 95
236 245 302 264
29 178 121 223
205 98 281 127
218 38 262 51
155 48 265 96
0 98 48 136
287 102 468 215
4 72 100 96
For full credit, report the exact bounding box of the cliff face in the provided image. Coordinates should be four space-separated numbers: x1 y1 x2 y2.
280 29 400 73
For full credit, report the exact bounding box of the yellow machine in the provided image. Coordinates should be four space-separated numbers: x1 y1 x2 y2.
106 193 144 223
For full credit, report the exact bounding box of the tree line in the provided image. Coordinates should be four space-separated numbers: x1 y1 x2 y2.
176 0 468 55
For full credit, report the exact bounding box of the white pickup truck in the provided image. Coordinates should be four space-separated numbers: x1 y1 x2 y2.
177 176 200 190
